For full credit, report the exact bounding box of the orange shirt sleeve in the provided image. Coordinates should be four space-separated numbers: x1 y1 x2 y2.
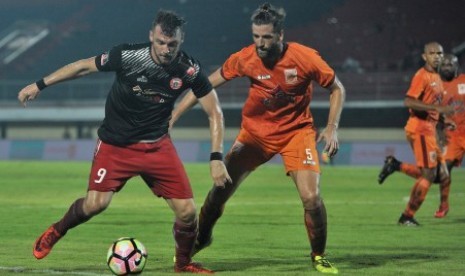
221 49 247 80
406 70 426 99
299 47 335 88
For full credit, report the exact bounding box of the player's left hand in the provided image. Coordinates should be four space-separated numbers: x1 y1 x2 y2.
317 124 339 158
210 160 232 188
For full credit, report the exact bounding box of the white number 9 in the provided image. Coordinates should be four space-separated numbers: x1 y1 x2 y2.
94 168 107 183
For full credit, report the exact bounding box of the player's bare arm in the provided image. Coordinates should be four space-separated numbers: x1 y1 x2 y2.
317 76 345 157
404 96 454 115
197 89 232 187
170 68 228 127
18 57 99 107
170 91 198 128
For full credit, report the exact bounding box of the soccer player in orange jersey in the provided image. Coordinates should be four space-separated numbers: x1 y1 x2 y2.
379 54 464 219
378 43 454 226
171 3 345 274
442 55 465 173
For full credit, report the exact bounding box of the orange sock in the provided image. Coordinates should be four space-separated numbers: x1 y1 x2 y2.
404 177 431 217
400 163 421 179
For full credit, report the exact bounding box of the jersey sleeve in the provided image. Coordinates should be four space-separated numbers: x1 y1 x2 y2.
94 44 124 72
305 49 335 88
191 64 213 99
220 51 244 80
406 70 426 99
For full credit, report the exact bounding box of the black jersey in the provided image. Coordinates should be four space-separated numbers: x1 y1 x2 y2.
94 42 212 145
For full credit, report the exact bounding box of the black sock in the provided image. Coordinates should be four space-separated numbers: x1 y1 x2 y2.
53 198 91 235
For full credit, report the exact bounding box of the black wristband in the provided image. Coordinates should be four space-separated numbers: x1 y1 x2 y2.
35 79 47 91
210 152 223 161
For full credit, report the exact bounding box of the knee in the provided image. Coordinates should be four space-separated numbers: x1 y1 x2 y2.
176 204 197 224
440 175 451 185
301 193 321 209
421 169 436 183
83 196 110 216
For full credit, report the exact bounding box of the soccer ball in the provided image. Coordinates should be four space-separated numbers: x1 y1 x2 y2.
321 150 331 164
107 237 148 275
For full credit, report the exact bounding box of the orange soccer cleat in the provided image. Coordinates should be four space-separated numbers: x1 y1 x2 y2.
33 225 62 259
175 262 214 274
434 207 449 218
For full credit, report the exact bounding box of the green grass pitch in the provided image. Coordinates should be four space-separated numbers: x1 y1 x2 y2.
1 161 464 275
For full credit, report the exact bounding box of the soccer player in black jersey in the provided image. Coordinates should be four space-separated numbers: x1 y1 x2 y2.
18 10 230 274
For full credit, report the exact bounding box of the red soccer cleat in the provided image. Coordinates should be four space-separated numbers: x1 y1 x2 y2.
434 208 449 218
33 225 62 259
175 262 214 274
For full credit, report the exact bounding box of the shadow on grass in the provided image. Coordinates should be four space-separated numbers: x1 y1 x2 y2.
331 252 446 269
199 251 447 272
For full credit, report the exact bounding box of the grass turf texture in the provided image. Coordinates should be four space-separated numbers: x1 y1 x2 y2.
1 161 464 275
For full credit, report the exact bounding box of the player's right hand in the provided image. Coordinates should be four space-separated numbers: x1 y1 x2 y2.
210 160 232 188
18 83 41 107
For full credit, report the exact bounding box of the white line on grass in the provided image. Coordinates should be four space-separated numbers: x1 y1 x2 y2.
0 266 107 276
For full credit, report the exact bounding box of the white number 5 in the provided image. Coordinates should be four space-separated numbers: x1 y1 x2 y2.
94 168 107 183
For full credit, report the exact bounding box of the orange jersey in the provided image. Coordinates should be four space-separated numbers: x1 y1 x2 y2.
404 67 445 136
443 74 465 135
221 42 335 142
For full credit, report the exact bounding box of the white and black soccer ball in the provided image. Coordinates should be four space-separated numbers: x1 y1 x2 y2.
107 237 148 275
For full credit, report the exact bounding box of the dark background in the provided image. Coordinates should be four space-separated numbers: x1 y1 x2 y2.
1 0 464 130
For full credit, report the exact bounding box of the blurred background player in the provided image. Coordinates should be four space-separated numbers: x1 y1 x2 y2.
378 43 454 226
378 54 464 219
171 3 345 274
18 10 231 274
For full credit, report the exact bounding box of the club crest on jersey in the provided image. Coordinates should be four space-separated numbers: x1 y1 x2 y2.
170 78 183 90
458 83 465 95
284 68 298 84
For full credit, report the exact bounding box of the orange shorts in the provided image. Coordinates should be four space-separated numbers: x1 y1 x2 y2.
443 134 465 166
234 127 320 174
406 131 443 169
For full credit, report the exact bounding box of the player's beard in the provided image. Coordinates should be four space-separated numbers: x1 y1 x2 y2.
440 70 455 81
256 43 281 60
155 52 175 65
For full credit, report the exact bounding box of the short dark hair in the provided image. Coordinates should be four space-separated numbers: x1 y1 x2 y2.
152 10 186 36
251 3 286 33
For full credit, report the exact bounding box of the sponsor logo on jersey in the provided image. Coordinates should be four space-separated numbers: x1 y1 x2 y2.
430 81 438 87
284 68 298 84
132 85 142 93
170 78 183 90
257 74 271 80
100 53 109 66
137 75 148 83
261 85 295 110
